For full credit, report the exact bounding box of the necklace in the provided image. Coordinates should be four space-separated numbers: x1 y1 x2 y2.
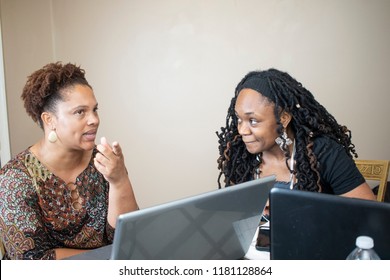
255 140 296 190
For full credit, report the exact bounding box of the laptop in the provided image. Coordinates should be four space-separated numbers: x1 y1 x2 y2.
108 176 275 260
269 187 390 260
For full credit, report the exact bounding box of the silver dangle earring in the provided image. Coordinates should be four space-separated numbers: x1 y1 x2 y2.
275 130 292 151
48 129 58 143
255 154 260 179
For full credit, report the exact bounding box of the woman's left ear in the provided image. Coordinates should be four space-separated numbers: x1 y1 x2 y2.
280 111 292 128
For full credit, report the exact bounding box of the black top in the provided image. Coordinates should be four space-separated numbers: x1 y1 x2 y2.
274 136 365 194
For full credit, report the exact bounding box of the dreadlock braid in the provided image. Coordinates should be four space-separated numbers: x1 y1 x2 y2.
216 68 357 192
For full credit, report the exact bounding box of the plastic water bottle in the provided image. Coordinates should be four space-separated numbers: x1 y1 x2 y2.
346 236 380 260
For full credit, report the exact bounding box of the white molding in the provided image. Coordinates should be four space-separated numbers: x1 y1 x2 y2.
0 17 11 167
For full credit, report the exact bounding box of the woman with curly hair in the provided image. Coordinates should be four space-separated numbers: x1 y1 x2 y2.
0 62 138 259
216 68 375 217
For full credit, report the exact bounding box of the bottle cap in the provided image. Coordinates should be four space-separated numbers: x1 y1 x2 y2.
356 236 374 249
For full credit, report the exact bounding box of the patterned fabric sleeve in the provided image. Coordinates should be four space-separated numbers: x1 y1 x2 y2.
106 222 115 242
0 167 56 259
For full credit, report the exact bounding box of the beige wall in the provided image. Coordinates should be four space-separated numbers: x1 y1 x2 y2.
1 0 54 154
1 0 389 208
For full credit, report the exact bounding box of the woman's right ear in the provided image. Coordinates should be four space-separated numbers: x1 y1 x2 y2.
41 112 54 128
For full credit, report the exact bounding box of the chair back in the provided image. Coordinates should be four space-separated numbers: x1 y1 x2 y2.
355 160 390 202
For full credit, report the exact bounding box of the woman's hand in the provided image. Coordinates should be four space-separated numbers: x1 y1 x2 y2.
94 136 138 227
94 137 127 184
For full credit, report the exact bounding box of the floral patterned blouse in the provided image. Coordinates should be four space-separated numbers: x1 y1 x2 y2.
0 148 114 259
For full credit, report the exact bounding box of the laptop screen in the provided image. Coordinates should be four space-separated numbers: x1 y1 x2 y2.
270 188 390 260
110 176 275 260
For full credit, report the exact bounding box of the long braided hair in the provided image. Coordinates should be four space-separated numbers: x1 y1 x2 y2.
216 68 357 192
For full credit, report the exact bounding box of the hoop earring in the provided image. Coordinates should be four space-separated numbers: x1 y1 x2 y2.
48 130 58 143
275 130 292 151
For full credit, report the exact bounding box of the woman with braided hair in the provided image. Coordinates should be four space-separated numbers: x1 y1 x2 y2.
217 68 375 217
0 62 138 259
